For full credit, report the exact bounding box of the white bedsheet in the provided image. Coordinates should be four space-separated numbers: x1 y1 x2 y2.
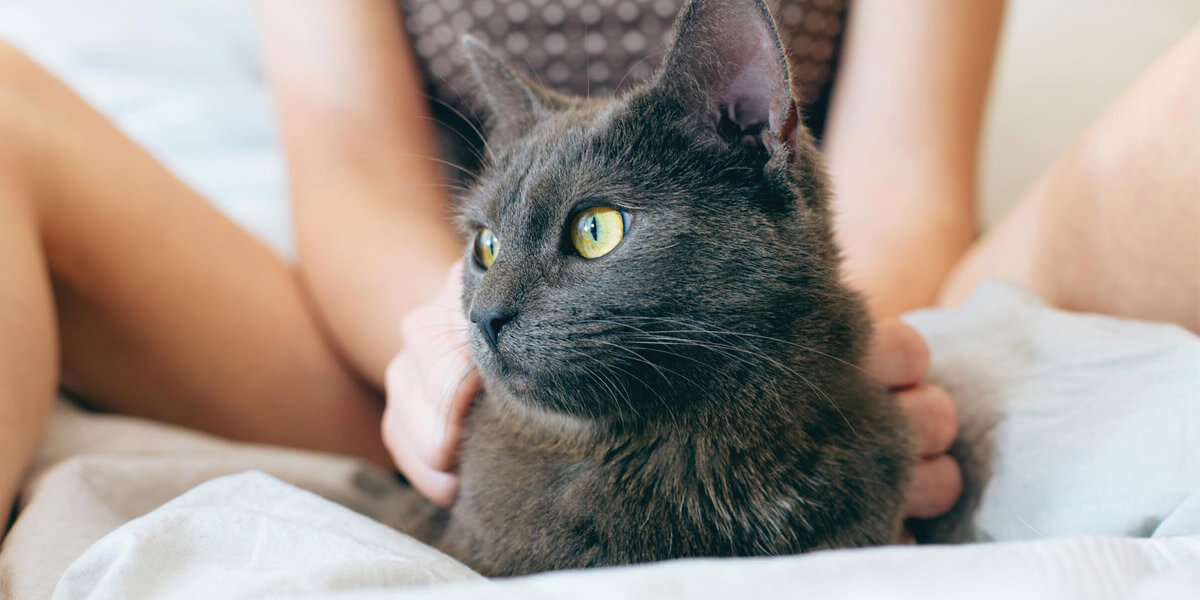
50 473 1200 600
908 284 1200 542
1 0 1199 598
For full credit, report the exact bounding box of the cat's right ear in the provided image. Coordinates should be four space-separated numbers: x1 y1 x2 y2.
462 36 554 147
652 0 800 162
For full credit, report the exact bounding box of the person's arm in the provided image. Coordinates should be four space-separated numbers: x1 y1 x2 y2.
256 0 462 387
824 0 1005 318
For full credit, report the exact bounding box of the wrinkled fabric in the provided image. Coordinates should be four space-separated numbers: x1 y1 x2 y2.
4 282 1190 599
907 281 1200 542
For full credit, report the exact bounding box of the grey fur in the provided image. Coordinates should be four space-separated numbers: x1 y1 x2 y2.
395 0 911 576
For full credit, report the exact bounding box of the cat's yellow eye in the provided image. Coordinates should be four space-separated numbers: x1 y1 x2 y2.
473 228 499 269
571 207 626 259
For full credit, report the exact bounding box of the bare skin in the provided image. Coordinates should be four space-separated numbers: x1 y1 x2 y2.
257 0 462 385
0 141 56 531
3 1 1195 545
941 23 1200 332
827 0 1006 319
0 43 390 524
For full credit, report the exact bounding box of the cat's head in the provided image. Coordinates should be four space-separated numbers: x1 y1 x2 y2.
457 0 864 420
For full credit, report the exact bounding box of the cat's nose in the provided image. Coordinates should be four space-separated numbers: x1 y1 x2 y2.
470 308 514 349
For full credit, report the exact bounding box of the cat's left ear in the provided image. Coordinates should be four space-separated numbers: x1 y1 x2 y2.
654 0 799 159
462 36 565 147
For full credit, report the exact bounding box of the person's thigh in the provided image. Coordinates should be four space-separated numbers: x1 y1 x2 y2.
0 43 389 465
941 24 1200 333
0 147 57 528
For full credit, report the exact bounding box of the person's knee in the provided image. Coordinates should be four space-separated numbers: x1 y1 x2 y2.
0 162 33 229
0 106 34 220
0 40 40 95
0 40 58 135
0 38 20 67
0 45 43 213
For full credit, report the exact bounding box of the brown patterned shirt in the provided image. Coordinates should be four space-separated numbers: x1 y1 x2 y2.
400 0 846 155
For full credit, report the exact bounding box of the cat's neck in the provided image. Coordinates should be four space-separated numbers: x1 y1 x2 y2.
486 369 816 459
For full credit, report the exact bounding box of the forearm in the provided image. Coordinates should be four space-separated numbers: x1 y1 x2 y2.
257 0 461 387
824 0 1004 318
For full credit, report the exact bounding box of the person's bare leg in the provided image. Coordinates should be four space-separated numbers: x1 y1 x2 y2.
941 24 1200 332
0 149 57 531
0 43 391 525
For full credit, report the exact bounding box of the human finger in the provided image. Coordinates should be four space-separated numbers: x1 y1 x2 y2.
903 454 963 519
864 319 931 389
383 352 461 506
894 383 958 457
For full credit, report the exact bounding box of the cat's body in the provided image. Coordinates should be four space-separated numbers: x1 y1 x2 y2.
426 362 906 575
395 0 911 576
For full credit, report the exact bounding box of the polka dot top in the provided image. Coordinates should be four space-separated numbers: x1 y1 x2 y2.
400 0 847 127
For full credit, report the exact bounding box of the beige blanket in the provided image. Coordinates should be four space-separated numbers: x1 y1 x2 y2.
0 401 480 599
4 418 1199 600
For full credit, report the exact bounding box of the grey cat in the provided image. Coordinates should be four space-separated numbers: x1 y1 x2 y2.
396 0 913 576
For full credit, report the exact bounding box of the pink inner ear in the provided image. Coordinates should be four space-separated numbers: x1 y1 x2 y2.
658 0 796 153
713 17 790 135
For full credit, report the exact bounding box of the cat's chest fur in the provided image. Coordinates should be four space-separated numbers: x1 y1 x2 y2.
424 377 905 577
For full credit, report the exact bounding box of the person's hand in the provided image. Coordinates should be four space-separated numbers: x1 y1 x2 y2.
864 320 963 542
382 263 477 507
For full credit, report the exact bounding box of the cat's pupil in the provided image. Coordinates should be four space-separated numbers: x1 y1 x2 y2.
588 216 599 241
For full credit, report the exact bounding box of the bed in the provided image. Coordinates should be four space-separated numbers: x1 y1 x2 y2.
1 1 1198 598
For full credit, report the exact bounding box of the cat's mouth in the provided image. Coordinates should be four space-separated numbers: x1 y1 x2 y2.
499 360 532 392
506 372 533 393
480 349 535 394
